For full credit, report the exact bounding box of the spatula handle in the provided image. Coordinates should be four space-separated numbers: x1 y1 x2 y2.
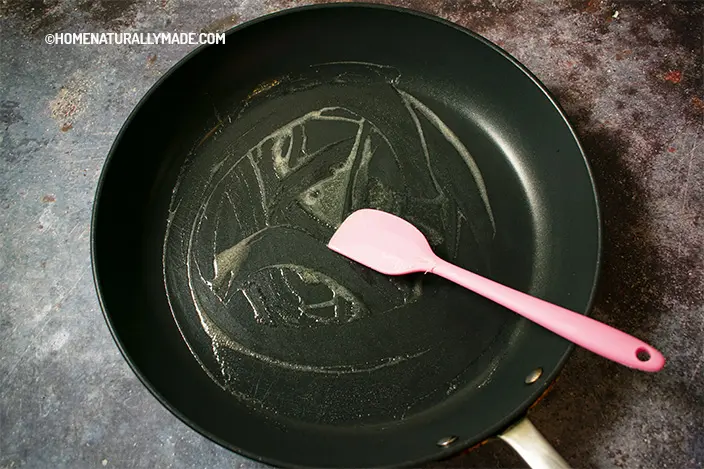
432 259 665 372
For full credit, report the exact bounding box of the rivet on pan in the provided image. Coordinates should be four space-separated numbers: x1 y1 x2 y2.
437 435 458 447
525 368 543 384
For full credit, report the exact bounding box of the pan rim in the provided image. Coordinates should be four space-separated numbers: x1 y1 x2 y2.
90 3 603 468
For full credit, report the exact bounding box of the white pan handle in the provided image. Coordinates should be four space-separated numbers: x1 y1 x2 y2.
498 418 571 469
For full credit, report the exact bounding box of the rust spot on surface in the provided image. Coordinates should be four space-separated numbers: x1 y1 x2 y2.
50 88 80 120
584 0 601 14
41 194 56 203
615 49 632 60
50 72 92 126
146 53 157 65
667 147 676 153
529 377 559 410
663 70 682 84
201 13 240 34
463 435 493 454
692 97 704 112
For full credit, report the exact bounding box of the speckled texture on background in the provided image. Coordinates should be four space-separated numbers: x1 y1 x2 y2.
0 1 701 468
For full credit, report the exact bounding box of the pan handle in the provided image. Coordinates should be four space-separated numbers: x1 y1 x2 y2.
498 418 572 469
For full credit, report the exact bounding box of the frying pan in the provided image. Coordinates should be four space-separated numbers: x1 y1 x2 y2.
91 4 601 468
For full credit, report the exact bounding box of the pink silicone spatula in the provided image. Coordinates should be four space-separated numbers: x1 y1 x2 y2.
328 209 665 372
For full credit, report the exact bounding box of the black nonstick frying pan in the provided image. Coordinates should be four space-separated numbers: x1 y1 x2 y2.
92 4 601 468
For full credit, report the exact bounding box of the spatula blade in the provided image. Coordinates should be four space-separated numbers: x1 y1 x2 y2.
328 209 437 275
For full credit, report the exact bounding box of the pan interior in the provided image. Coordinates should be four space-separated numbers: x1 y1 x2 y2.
94 6 599 467
163 62 535 426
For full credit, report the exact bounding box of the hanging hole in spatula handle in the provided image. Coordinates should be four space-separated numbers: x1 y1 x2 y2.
565 321 665 372
636 347 654 362
430 259 666 372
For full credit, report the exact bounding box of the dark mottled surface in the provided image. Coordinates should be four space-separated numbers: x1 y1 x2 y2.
0 0 702 468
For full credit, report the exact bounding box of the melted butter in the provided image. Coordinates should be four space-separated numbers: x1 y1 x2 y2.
166 67 498 399
289 264 365 322
271 107 360 179
211 229 263 289
397 90 496 233
367 177 402 215
296 124 368 229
